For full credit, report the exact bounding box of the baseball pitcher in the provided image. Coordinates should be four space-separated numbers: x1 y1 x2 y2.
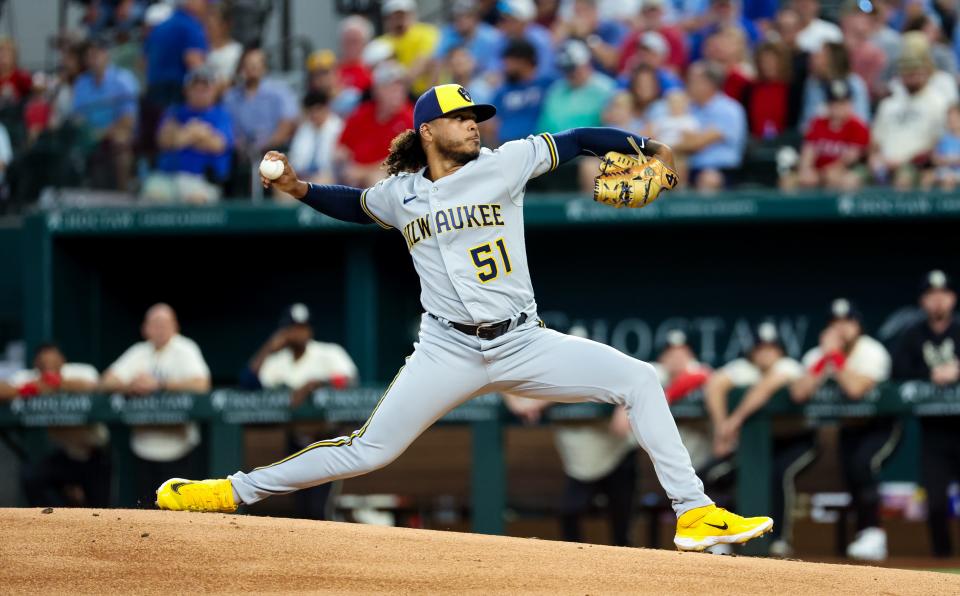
156 84 772 551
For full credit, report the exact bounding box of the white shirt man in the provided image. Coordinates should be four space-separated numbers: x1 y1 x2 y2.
103 304 211 463
801 334 891 383
872 73 951 165
259 341 357 389
107 333 211 461
720 356 805 388
10 360 106 461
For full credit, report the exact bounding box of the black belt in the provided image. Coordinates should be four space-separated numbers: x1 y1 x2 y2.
430 312 527 340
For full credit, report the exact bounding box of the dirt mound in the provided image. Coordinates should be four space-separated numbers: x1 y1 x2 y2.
1 508 957 594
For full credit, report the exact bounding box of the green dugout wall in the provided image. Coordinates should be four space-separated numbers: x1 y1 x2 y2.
19 190 960 383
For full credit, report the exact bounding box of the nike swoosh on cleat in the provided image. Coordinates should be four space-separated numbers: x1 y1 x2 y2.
170 482 190 495
705 522 729 530
403 195 417 204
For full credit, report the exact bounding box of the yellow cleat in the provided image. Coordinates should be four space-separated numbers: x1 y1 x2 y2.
155 477 238 513
674 504 773 552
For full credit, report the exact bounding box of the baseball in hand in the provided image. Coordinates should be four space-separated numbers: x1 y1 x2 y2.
259 158 285 180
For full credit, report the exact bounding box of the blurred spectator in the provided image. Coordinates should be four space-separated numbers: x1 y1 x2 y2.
867 0 902 65
781 79 869 192
771 7 811 118
144 66 233 203
337 61 413 188
204 3 243 89
47 42 88 132
439 46 495 105
925 105 960 191
793 0 842 53
246 303 357 401
618 0 688 75
601 91 634 131
72 36 139 191
0 38 32 106
703 26 754 103
506 326 638 547
870 48 951 191
888 31 959 104
891 270 960 557
800 42 870 131
555 0 627 76
903 13 958 80
744 41 798 139
703 323 806 557
688 0 760 63
143 0 208 108
791 298 894 561
435 0 504 76
286 91 344 189
246 303 358 520
653 330 712 470
224 47 298 158
497 0 557 79
651 89 698 182
80 0 147 36
490 39 550 144
376 0 440 95
537 40 615 132
841 8 888 102
336 15 375 94
624 65 664 134
9 344 109 508
101 303 211 508
620 31 683 92
306 50 361 118
674 61 747 191
0 121 10 186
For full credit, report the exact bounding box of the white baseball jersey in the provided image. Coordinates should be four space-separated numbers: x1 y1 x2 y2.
359 133 560 324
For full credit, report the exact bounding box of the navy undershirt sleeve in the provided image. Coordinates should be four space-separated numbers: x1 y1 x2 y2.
300 183 373 225
551 128 651 166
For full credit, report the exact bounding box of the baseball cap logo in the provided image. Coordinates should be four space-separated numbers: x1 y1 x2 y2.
457 86 472 103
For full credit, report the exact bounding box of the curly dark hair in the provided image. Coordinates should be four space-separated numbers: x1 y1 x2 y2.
383 130 427 176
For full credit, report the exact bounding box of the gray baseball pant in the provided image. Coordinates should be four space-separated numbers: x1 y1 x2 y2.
229 313 713 516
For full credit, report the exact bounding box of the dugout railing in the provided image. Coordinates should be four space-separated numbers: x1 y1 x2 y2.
1 380 956 554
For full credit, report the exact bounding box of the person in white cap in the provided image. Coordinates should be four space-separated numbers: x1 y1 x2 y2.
376 0 440 95
704 322 807 557
244 302 358 521
792 299 894 561
892 270 960 557
653 330 712 470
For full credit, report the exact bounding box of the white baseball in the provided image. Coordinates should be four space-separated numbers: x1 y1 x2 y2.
259 158 285 180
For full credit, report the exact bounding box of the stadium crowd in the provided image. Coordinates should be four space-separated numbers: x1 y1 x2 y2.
0 0 959 209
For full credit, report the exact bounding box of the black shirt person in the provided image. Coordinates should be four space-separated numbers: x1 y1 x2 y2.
892 270 960 557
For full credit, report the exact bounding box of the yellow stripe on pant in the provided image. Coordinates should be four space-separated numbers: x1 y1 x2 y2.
252 366 406 471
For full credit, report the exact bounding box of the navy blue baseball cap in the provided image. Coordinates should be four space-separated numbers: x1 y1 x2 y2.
413 84 496 132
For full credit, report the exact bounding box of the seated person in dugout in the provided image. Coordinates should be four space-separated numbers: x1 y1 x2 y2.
4 343 109 508
703 322 806 556
791 298 894 561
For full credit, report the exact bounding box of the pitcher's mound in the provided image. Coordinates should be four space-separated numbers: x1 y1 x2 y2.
1 508 957 594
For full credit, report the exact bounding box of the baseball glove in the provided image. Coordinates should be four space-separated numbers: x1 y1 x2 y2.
593 137 678 209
